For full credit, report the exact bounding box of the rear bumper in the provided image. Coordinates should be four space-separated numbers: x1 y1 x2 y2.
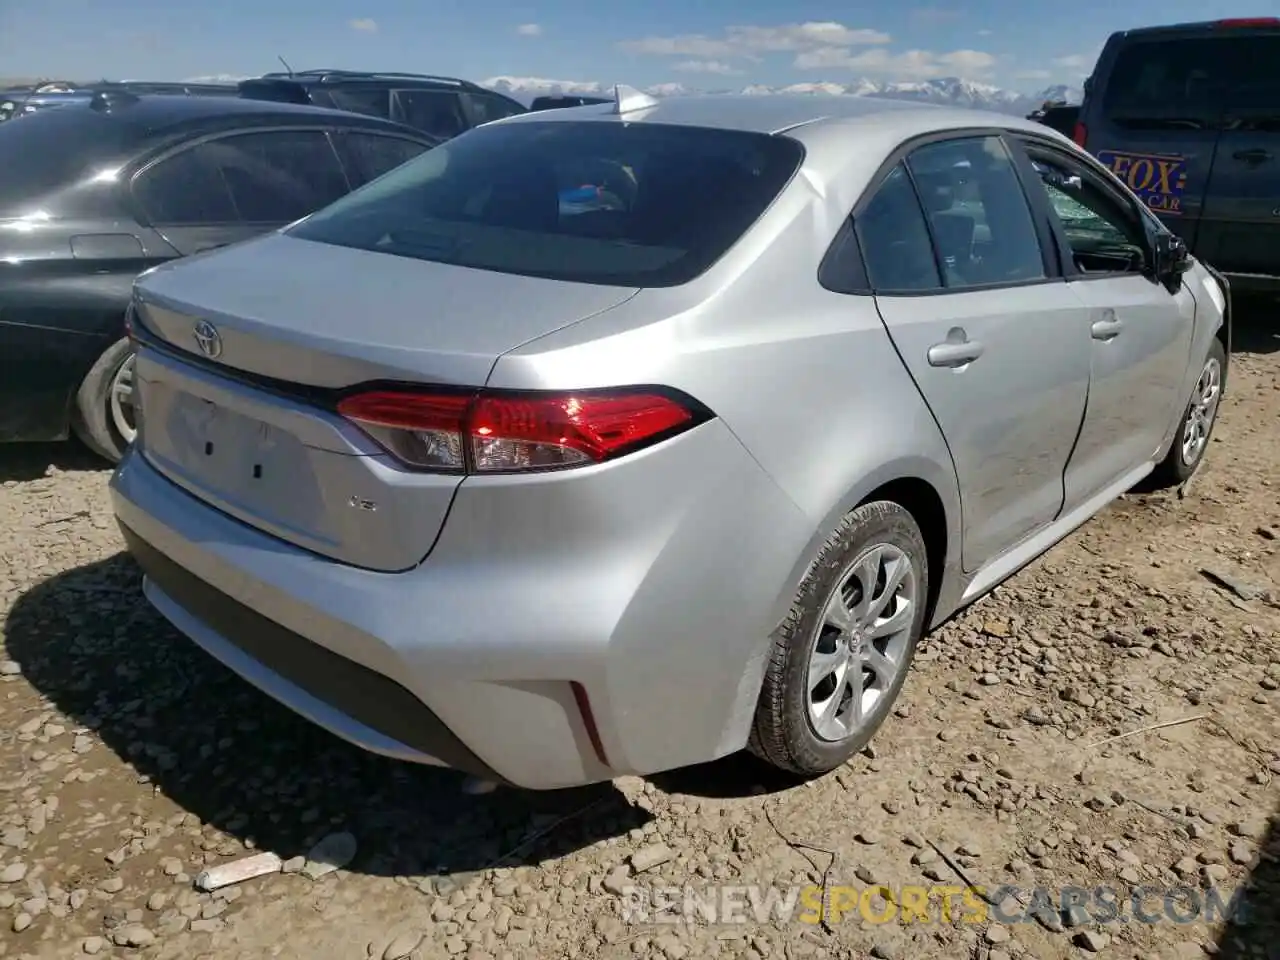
110 417 813 790
119 521 502 781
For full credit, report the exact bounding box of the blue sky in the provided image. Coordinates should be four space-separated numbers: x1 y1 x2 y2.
1 0 1276 93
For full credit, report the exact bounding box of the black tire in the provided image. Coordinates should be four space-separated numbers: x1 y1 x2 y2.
748 500 930 777
1151 337 1227 488
71 337 135 464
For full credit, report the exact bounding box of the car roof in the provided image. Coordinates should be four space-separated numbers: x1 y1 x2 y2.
495 92 1051 139
9 93 434 140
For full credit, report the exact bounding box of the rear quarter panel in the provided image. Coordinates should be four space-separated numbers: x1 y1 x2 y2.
487 130 964 631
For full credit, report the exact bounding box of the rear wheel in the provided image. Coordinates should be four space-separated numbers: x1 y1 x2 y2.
748 500 929 776
1152 337 1225 487
71 337 137 464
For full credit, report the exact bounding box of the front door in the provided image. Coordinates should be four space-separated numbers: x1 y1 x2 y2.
1016 138 1196 509
858 136 1092 573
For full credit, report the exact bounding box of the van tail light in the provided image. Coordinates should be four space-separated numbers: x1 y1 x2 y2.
1072 122 1088 147
1214 17 1280 27
336 388 705 474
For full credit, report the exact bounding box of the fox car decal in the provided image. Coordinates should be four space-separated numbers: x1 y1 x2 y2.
1096 150 1190 216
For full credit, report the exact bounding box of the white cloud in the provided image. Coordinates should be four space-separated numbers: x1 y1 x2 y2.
1053 54 1088 69
619 22 891 60
673 59 742 75
976 29 993 37
516 23 542 37
1015 69 1053 80
795 46 996 79
348 18 378 33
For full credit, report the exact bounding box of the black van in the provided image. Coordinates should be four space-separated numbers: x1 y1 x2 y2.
1075 17 1280 293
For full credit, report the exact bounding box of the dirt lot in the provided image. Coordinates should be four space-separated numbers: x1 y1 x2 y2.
0 316 1277 960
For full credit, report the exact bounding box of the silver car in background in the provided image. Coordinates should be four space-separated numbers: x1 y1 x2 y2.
110 88 1230 790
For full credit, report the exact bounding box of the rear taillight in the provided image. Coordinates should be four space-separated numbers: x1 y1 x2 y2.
337 388 704 474
1072 122 1087 147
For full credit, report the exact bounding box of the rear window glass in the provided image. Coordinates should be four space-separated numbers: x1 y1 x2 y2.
0 108 133 214
1101 33 1280 123
286 119 804 287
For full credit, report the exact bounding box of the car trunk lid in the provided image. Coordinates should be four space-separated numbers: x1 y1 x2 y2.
131 232 638 571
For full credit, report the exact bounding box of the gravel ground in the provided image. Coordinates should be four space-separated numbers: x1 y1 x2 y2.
1 316 1277 960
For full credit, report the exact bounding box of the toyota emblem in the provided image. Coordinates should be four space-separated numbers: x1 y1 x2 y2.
193 319 223 359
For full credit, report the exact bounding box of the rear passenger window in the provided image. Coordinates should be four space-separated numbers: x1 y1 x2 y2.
465 93 523 125
905 136 1046 289
855 164 942 292
336 134 431 186
393 90 468 139
135 130 350 226
326 87 392 119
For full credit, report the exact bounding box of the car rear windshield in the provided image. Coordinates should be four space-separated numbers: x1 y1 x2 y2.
0 108 134 214
1101 32 1280 126
286 119 804 287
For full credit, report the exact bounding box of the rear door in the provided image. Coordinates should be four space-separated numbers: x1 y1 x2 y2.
861 134 1092 573
1085 32 1223 249
131 128 352 255
1197 29 1280 278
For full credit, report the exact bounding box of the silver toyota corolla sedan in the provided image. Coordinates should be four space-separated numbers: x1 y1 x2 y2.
110 87 1231 790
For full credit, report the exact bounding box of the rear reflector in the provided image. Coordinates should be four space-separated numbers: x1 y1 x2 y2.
337 388 703 474
1214 17 1280 27
1072 121 1088 147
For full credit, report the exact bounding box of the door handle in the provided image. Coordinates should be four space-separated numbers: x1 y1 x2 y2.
1233 148 1272 164
927 339 985 368
1091 317 1124 340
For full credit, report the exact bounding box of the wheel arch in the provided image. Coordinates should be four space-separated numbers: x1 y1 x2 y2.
767 456 963 641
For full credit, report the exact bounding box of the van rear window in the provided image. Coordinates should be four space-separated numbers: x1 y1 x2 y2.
1102 34 1280 125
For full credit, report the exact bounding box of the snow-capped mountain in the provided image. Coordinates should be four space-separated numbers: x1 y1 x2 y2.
483 75 1083 117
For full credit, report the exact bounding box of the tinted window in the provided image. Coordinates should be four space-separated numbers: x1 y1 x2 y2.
336 133 431 186
1027 150 1148 273
0 107 135 214
1102 34 1280 123
287 120 804 287
326 87 392 119
905 137 1046 288
465 92 524 125
135 130 349 226
855 165 942 292
393 90 468 139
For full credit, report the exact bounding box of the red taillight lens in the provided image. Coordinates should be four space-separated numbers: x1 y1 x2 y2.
337 388 701 474
1215 17 1280 27
1072 122 1087 147
124 305 136 342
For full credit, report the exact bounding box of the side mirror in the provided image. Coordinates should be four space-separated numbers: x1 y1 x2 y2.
1153 232 1191 285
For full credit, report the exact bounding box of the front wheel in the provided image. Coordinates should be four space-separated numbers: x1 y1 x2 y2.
748 500 929 777
71 337 137 464
1152 337 1226 487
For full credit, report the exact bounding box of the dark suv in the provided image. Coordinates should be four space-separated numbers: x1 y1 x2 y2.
237 70 527 140
1075 17 1280 293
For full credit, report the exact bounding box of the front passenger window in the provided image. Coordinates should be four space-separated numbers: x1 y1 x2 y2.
855 164 942 292
1028 152 1149 275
